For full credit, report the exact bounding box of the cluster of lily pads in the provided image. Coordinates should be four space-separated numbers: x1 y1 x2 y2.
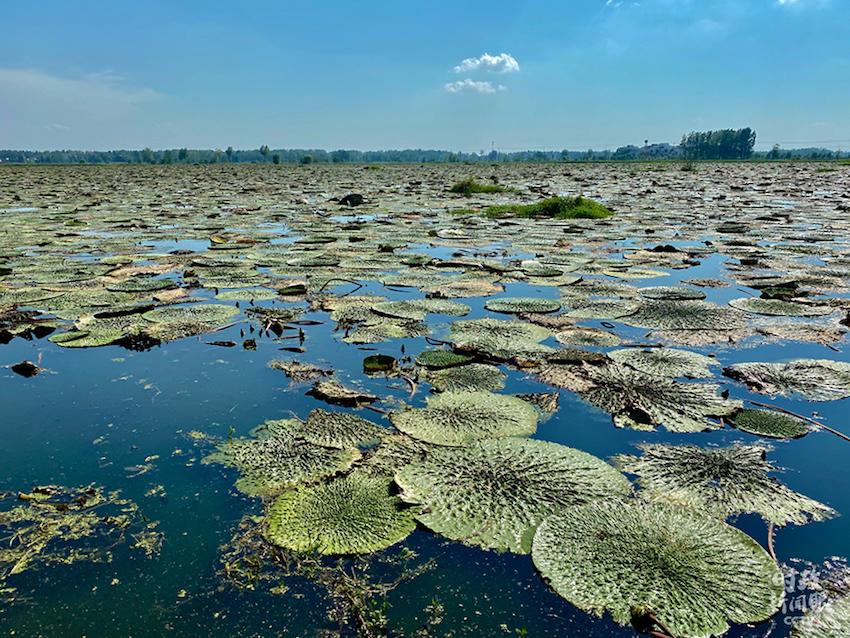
3 163 850 635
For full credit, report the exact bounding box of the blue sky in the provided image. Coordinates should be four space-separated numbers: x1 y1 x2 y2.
1 0 847 151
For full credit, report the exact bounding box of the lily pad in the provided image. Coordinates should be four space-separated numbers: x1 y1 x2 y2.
555 363 740 432
615 443 835 526
425 363 506 392
484 297 561 314
142 303 239 324
415 349 474 369
623 300 747 331
608 347 715 378
390 391 538 446
724 359 850 401
203 421 360 498
640 286 706 300
731 408 810 439
395 437 631 553
791 594 850 638
300 409 385 449
265 475 416 555
729 297 833 317
532 500 784 638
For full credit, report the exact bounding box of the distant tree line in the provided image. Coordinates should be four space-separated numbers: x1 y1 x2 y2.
1 131 847 164
680 128 757 160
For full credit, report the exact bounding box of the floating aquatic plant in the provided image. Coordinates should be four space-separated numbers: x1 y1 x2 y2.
543 363 740 432
141 303 239 324
732 408 811 439
791 594 850 638
623 299 747 331
300 409 385 449
532 500 784 638
424 362 506 392
728 297 833 317
554 326 621 346
608 347 715 378
395 437 631 553
449 318 553 361
724 359 850 401
615 443 835 526
264 475 416 555
564 298 640 320
390 391 538 446
371 298 470 321
639 285 706 300
484 297 561 314
203 421 360 498
414 349 474 369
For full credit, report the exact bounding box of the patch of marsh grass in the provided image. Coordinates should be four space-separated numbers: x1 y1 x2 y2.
482 196 613 220
449 177 516 196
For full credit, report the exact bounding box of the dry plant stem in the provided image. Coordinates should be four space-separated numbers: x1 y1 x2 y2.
210 320 244 333
399 373 417 398
747 400 850 442
767 522 777 562
649 614 674 638
318 278 363 295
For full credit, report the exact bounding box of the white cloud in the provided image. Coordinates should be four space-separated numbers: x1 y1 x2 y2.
444 79 506 94
0 67 161 107
452 53 520 74
0 67 164 148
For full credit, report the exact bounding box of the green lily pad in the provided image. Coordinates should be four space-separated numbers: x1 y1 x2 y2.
724 359 850 401
415 349 474 369
425 363 506 392
731 408 810 439
390 391 538 446
395 437 631 553
300 409 385 449
532 500 784 638
615 443 835 526
203 421 360 498
608 347 715 378
729 297 833 317
484 297 561 314
265 475 416 555
142 303 239 324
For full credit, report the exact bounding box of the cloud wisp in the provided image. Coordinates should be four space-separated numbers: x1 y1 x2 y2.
0 67 164 148
444 79 506 94
452 52 520 74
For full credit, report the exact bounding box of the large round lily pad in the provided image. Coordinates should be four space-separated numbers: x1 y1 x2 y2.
203 421 360 498
608 347 715 378
615 443 835 526
484 297 561 314
792 594 850 638
550 363 740 432
732 408 810 439
265 475 416 555
300 409 385 449
532 500 785 638
724 359 850 401
395 437 631 553
728 297 833 317
390 391 538 446
449 318 553 361
142 303 239 324
623 300 747 331
425 363 506 392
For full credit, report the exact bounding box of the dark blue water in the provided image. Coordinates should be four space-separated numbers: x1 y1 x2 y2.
1 240 847 637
